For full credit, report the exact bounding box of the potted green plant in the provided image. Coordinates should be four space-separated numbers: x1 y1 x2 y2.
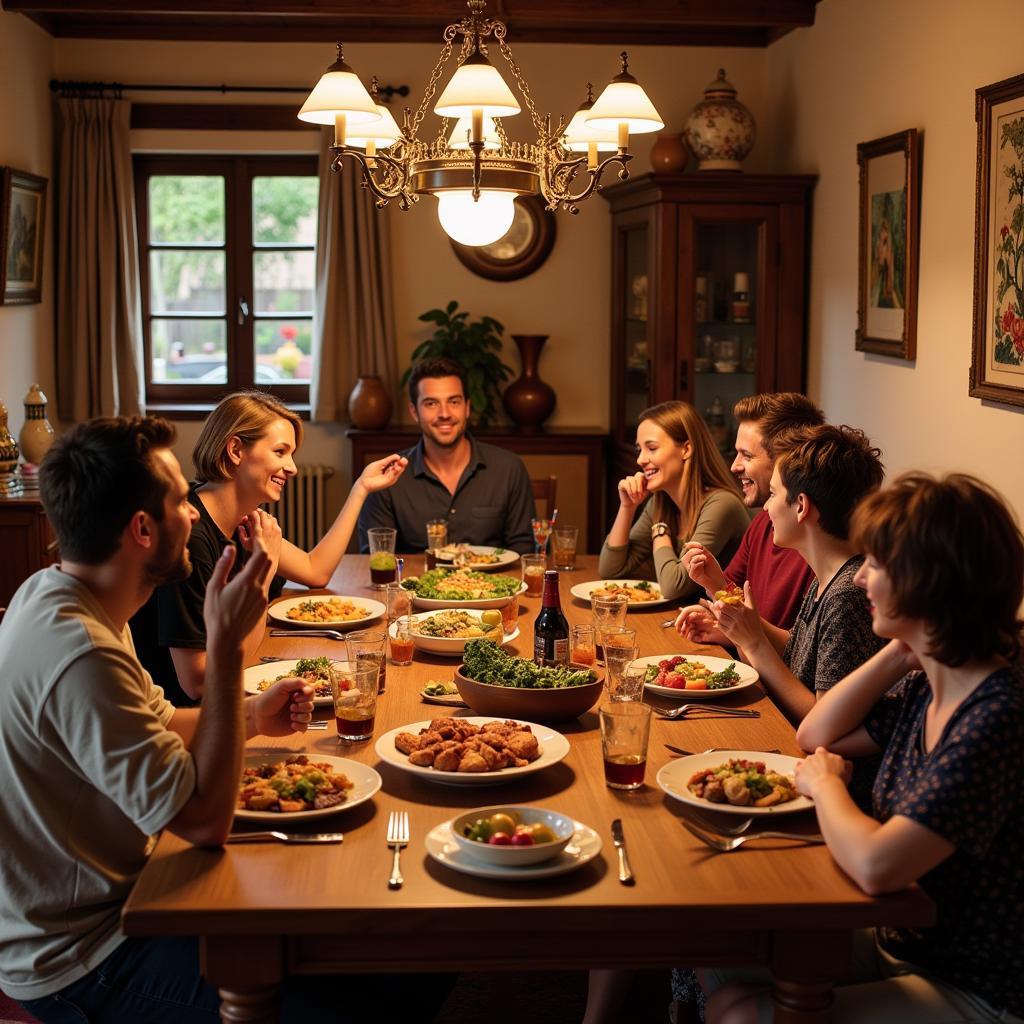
402 301 513 427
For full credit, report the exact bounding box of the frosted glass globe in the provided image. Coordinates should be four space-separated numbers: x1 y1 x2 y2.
436 190 516 247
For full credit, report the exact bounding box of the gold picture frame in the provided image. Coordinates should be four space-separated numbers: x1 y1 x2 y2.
0 167 47 305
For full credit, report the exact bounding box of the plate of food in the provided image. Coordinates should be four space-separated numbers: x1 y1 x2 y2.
569 579 670 608
243 656 337 707
374 716 570 787
425 818 602 880
634 654 759 700
401 568 527 609
657 750 813 816
267 595 385 628
395 608 519 656
420 680 468 707
435 544 521 571
235 752 382 823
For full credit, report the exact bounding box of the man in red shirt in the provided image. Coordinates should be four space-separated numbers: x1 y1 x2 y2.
676 392 824 638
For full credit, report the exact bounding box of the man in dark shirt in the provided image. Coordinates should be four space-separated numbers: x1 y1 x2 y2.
357 357 535 553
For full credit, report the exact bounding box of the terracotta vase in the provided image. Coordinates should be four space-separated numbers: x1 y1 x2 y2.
347 375 393 430
502 334 556 432
649 132 687 172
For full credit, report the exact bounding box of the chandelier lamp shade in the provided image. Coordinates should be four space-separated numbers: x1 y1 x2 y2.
297 0 663 246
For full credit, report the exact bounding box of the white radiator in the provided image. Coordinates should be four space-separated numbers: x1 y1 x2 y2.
263 464 335 550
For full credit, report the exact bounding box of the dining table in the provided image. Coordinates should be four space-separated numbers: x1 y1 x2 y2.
122 554 933 1023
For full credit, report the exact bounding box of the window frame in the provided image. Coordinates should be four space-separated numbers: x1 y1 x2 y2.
134 153 318 411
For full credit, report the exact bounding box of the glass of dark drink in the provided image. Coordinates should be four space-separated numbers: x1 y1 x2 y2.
599 702 651 790
367 527 397 589
331 660 378 743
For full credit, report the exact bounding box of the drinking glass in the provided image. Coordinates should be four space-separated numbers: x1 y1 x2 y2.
331 660 379 743
617 661 649 702
531 517 553 555
591 593 629 662
521 553 547 597
499 595 519 637
551 526 579 571
599 702 652 790
599 627 638 700
389 615 414 667
425 518 448 571
385 581 412 623
345 629 388 694
367 527 397 589
570 624 596 667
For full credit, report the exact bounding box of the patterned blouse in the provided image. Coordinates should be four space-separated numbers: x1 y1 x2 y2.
864 666 1024 1016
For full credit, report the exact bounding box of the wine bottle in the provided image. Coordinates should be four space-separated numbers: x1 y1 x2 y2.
533 570 570 667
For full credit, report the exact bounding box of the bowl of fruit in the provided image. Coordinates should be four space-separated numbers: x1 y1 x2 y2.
451 805 576 866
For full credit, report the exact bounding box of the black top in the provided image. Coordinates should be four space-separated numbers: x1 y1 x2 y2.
865 666 1024 1016
356 436 536 554
129 486 283 707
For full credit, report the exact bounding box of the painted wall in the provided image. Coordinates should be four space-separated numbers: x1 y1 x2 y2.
766 0 1024 516
0 13 53 438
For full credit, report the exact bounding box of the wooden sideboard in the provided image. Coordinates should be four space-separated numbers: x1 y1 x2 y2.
0 494 57 606
346 426 608 552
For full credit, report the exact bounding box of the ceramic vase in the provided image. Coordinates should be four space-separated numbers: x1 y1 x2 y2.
347 375 393 430
684 68 757 171
502 334 556 432
0 401 22 497
19 383 56 469
649 132 687 173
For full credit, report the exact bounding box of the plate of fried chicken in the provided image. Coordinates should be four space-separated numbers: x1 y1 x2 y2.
374 716 570 786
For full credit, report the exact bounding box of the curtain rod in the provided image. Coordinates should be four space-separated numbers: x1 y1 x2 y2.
50 79 409 100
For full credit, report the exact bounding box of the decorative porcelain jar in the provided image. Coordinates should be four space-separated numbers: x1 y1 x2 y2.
347 375 393 430
684 69 756 171
19 383 56 468
649 132 687 173
0 401 22 497
502 334 556 432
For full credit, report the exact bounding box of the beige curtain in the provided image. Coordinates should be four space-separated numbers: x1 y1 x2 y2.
55 97 144 421
311 128 398 421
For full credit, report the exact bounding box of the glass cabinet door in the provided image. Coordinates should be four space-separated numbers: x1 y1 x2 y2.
622 224 650 435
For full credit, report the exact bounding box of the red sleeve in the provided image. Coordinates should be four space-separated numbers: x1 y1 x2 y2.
724 523 752 587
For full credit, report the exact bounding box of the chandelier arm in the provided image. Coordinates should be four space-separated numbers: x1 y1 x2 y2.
543 151 633 210
331 146 414 210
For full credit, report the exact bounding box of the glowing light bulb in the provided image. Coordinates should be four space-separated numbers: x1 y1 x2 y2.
436 190 516 246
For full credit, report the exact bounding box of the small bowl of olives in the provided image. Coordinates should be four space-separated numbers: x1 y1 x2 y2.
450 805 576 866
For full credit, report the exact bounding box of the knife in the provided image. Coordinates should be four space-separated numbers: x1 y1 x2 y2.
611 818 635 886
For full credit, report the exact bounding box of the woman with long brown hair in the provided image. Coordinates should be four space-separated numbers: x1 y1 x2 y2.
598 401 748 601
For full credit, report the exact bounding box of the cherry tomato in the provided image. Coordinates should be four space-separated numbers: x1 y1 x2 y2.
663 671 684 689
487 812 517 836
510 831 535 846
488 832 513 845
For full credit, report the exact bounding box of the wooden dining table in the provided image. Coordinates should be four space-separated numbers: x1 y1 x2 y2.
122 555 933 1023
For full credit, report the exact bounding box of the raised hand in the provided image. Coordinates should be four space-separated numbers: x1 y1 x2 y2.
203 543 273 651
709 581 765 652
359 454 409 494
238 509 282 580
250 677 316 736
674 602 730 646
681 541 727 594
617 471 648 510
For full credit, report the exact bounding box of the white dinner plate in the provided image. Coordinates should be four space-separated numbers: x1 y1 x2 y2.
267 595 386 629
235 753 382 823
391 609 520 656
634 654 760 701
242 658 336 707
657 750 814 816
425 819 602 880
409 580 528 611
374 717 570 787
435 545 521 572
569 579 672 608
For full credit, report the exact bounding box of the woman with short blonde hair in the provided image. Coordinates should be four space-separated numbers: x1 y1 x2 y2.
598 400 748 602
130 390 406 703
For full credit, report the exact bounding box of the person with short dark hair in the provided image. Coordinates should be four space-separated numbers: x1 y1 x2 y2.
705 474 1024 1024
357 356 535 553
678 392 825 634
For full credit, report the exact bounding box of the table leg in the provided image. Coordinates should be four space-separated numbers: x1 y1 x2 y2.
201 935 282 1024
770 929 851 1024
218 985 280 1023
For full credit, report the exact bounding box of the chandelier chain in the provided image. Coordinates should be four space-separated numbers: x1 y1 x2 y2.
496 35 546 137
410 36 456 136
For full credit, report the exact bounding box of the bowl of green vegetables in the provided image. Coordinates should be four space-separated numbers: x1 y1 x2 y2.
455 640 603 722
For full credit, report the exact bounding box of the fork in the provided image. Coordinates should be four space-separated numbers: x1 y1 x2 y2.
680 818 824 851
386 811 409 889
659 616 679 629
656 703 760 720
270 629 348 641
225 831 344 844
680 811 755 836
664 744 781 757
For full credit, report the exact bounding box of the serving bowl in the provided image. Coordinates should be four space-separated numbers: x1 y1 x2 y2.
450 805 576 866
454 664 603 721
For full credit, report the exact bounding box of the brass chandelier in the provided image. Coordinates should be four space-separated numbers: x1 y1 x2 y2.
297 0 663 246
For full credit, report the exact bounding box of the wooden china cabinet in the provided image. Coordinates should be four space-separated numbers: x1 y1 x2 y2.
602 172 816 487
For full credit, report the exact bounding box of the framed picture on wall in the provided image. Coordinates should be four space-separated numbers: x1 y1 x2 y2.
0 168 48 305
970 71 1024 407
855 129 921 360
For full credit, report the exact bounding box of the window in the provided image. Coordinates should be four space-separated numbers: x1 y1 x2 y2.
134 154 319 408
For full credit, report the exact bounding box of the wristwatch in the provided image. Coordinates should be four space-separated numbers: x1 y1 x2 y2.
651 521 670 539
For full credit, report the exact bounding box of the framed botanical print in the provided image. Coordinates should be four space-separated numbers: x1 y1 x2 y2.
855 129 921 359
450 193 556 281
970 72 1024 407
0 168 48 305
